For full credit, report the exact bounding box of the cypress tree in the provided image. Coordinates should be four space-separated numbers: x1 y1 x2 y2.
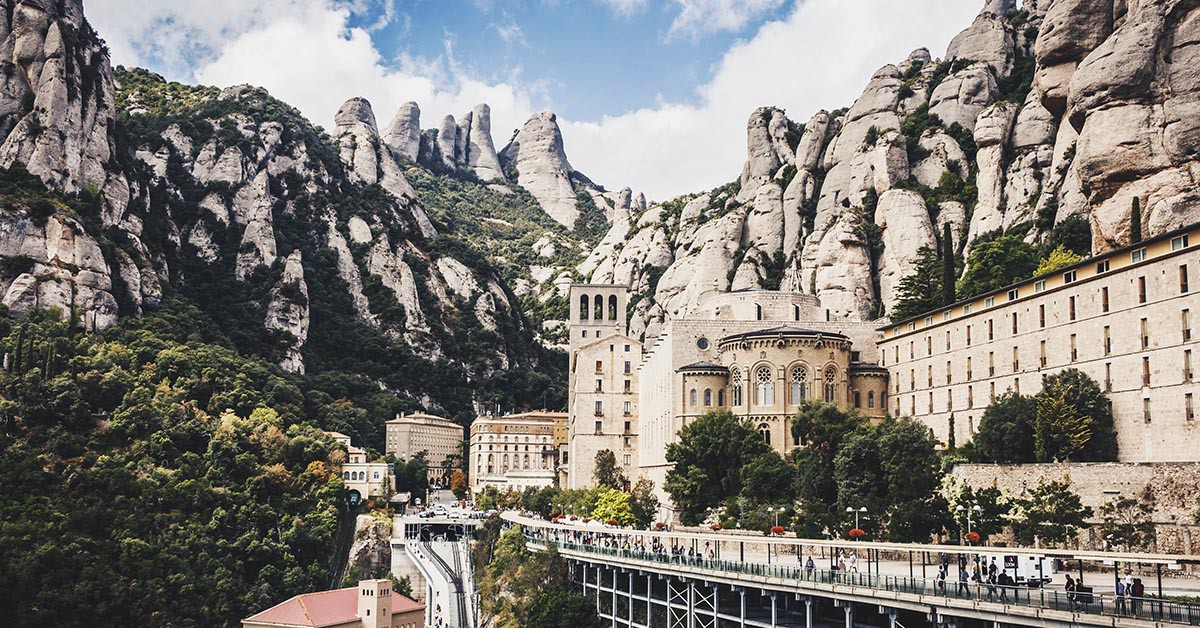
941 222 957 305
1131 197 1142 243
948 414 957 451
11 329 22 374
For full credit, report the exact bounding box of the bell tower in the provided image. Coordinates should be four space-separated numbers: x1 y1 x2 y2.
356 579 390 628
568 284 629 360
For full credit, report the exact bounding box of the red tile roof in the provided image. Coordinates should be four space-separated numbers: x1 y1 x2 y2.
244 586 423 627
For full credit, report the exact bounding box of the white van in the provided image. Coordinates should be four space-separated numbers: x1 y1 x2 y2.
974 552 1053 586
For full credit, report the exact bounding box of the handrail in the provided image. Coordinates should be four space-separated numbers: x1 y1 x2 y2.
510 524 1200 626
501 512 1200 565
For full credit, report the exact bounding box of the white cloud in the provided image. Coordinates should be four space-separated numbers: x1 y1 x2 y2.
666 0 785 41
90 0 982 202
491 15 529 47
597 0 649 16
562 0 980 201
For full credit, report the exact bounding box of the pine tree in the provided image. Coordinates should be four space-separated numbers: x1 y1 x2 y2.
941 222 956 305
1130 197 1142 243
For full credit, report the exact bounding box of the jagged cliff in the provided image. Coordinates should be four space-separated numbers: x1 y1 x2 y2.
579 0 1200 337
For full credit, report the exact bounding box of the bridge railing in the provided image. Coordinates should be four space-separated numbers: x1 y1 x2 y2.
522 531 1200 626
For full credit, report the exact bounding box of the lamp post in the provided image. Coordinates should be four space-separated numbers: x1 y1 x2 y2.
955 504 982 544
845 506 867 533
768 506 787 528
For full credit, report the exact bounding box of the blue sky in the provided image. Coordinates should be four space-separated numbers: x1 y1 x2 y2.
89 0 981 200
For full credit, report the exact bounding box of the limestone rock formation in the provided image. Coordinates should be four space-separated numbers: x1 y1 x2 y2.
334 97 416 200
501 111 580 228
265 250 310 373
382 101 423 162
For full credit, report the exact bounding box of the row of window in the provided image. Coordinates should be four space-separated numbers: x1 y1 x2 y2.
889 263 1192 365
592 378 634 392
898 322 1195 395
343 470 382 481
906 379 1197 423
577 294 621 322
898 237 1190 335
592 400 634 416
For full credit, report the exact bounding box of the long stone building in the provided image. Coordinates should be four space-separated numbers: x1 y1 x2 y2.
566 223 1200 516
879 223 1200 461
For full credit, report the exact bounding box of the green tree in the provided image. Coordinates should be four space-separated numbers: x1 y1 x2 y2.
629 477 661 528
394 451 430 495
956 232 1039 300
941 222 957 305
972 393 1037 463
526 588 604 628
591 488 636 526
664 410 770 524
593 449 627 489
941 476 1012 543
1034 244 1083 275
792 402 869 534
1034 369 1117 462
1098 488 1156 552
891 246 943 320
1011 478 1093 546
738 451 796 504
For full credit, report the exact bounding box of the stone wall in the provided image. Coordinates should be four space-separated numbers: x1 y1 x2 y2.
952 462 1200 554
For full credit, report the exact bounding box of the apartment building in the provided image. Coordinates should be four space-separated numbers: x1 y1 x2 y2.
384 413 464 486
468 411 568 494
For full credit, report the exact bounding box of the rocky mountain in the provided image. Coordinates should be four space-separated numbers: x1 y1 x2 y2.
0 0 574 423
578 0 1200 337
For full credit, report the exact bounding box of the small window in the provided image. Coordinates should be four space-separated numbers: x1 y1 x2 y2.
595 420 603 432
963 304 973 314
1007 289 1019 301
907 322 916 331
1142 356 1151 386
1039 304 1046 328
1171 235 1189 251
1143 398 1152 423
1096 259 1110 274
1181 265 1190 293
1069 296 1076 321
943 311 951 321
1187 394 1195 421
704 389 712 406
1138 276 1147 303
1063 270 1076 284
1102 287 1110 312
1034 280 1046 293
1132 247 1147 263
696 338 709 350
985 297 995 308
925 316 934 326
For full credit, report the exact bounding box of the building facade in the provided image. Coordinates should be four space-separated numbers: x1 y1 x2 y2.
326 431 396 499
566 284 642 489
469 411 567 494
385 413 464 486
242 579 424 628
634 290 886 506
879 224 1200 461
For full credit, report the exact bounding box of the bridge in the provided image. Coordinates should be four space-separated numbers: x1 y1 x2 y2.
503 513 1200 628
391 515 480 628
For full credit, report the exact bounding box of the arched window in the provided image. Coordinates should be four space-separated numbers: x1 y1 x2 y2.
854 391 862 407
344 471 350 480
758 423 771 445
593 295 604 320
790 366 808 405
824 367 837 403
755 365 774 406
523 454 530 469
718 389 725 406
502 454 509 471
579 295 589 321
690 389 697 406
868 391 876 408
608 295 618 320
704 389 712 406
730 367 743 406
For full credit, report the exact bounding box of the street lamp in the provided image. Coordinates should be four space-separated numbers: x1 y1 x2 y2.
845 506 867 530
767 506 786 528
955 504 983 544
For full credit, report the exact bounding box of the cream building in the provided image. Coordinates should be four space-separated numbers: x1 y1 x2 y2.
566 284 642 489
385 413 464 486
879 224 1200 461
326 430 396 499
634 290 886 505
469 411 567 495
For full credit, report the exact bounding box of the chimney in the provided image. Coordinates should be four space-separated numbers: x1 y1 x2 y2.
356 579 391 628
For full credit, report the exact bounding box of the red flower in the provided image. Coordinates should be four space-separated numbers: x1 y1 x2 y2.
966 531 981 543
770 526 786 536
710 524 722 531
848 528 866 538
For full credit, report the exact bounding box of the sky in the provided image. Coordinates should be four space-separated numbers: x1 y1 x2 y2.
88 0 982 202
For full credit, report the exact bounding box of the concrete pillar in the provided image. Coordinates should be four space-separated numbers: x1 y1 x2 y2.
771 593 778 628
842 604 853 628
712 584 719 627
687 581 696 628
612 569 618 628
647 574 654 628
804 598 813 628
629 572 635 628
739 589 747 628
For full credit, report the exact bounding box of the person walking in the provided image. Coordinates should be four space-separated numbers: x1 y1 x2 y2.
805 556 815 579
1065 574 1078 611
957 566 971 597
1131 578 1146 615
936 564 948 595
1115 577 1127 615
